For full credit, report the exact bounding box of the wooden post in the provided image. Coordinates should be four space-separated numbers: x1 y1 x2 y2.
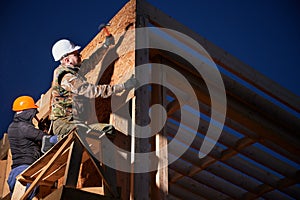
152 58 168 199
132 0 151 199
63 136 83 187
0 138 11 199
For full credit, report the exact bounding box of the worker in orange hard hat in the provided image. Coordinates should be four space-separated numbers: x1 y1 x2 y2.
7 96 57 199
12 95 39 111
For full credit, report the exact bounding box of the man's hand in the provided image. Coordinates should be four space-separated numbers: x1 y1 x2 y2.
124 75 139 90
104 34 115 47
38 118 49 133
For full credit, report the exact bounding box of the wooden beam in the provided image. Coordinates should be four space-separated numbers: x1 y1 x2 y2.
167 135 282 193
20 132 75 200
63 136 83 187
168 183 207 200
169 110 298 182
150 43 300 137
162 59 300 155
0 149 11 199
223 155 280 189
192 169 249 199
87 151 119 198
139 0 300 112
152 60 168 199
205 163 260 197
0 134 9 160
11 179 27 200
240 145 300 180
35 90 51 121
43 186 114 200
132 1 151 199
167 88 300 165
168 169 227 200
21 142 71 183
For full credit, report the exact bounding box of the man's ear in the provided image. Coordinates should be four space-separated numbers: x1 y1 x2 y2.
61 57 69 65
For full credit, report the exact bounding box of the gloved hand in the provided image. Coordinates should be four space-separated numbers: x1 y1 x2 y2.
124 75 139 90
104 34 115 47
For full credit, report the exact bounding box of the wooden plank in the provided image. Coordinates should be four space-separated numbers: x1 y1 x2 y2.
163 64 300 155
279 184 300 199
109 132 131 200
3 150 12 198
169 184 207 200
224 155 280 189
169 110 299 190
21 133 71 177
262 140 300 165
0 161 7 198
80 187 104 195
0 150 12 199
35 90 51 121
100 137 119 197
177 173 236 200
240 145 300 179
151 46 300 141
168 88 300 165
63 136 83 187
139 0 300 111
27 145 70 182
167 135 220 170
151 59 168 199
11 180 26 200
87 152 119 198
166 193 183 200
20 132 75 200
192 170 250 199
44 186 115 200
205 162 261 196
0 134 9 160
168 158 198 182
21 147 70 184
169 136 298 198
43 186 63 200
169 109 297 186
41 157 68 183
132 1 151 199
154 51 299 155
167 138 279 192
256 177 299 199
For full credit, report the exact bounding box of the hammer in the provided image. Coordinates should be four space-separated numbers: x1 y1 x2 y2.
98 23 111 36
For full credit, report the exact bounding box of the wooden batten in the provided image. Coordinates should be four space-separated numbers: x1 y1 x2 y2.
0 147 11 199
137 0 300 112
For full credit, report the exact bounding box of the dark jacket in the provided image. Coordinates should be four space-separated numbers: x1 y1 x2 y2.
8 108 46 169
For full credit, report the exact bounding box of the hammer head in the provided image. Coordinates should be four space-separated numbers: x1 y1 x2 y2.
98 23 111 31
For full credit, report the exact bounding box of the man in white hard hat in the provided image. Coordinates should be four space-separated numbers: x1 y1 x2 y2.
48 35 137 143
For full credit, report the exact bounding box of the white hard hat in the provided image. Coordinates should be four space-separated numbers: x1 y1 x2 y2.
52 39 81 61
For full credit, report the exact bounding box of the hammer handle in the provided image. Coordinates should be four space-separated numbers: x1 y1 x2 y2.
103 27 110 36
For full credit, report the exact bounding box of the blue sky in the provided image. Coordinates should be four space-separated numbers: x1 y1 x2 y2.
0 0 299 138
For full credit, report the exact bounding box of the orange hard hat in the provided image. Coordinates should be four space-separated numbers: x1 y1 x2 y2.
12 96 38 111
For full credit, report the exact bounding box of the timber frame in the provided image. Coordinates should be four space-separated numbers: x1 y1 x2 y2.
1 0 299 199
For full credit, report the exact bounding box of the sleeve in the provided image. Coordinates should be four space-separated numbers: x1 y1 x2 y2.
23 125 47 142
61 73 125 99
79 45 109 75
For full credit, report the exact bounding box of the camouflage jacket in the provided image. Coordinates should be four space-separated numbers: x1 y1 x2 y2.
50 64 125 121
